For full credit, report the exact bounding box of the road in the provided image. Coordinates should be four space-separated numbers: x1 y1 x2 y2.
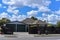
0 36 60 40
0 32 60 40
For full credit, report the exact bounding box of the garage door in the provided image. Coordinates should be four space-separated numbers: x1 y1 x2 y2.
17 24 26 32
6 24 16 32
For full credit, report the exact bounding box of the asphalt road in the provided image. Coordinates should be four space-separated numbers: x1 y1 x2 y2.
1 32 60 40
1 37 60 40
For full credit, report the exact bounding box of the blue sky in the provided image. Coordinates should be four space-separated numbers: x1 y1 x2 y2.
0 0 60 24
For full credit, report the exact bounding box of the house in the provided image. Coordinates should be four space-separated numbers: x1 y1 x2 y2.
22 18 47 27
5 21 28 32
5 18 47 32
22 18 35 24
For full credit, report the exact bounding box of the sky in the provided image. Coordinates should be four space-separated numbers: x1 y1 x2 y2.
0 0 60 24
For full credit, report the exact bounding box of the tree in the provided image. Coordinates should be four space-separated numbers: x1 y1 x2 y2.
0 18 11 26
47 24 53 27
31 16 38 20
57 21 60 27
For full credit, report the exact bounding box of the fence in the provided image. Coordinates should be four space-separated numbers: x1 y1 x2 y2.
28 27 60 34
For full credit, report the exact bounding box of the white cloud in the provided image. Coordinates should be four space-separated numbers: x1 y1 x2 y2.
7 6 19 14
42 13 48 17
2 0 60 24
0 12 11 19
0 4 2 8
0 12 60 24
38 6 51 12
38 13 60 24
2 0 51 8
0 12 27 21
43 0 51 6
55 10 60 14
47 14 58 22
10 15 27 21
3 0 51 18
17 15 27 21
37 17 44 21
13 10 19 14
56 0 60 1
46 14 60 24
27 6 51 17
2 0 15 5
7 6 16 12
10 15 17 21
27 10 38 17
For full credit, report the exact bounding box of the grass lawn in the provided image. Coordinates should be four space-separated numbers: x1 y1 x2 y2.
31 34 60 37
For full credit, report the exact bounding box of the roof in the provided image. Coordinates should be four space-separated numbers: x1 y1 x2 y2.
6 18 47 25
32 20 47 24
22 18 35 24
22 18 47 25
6 21 25 24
